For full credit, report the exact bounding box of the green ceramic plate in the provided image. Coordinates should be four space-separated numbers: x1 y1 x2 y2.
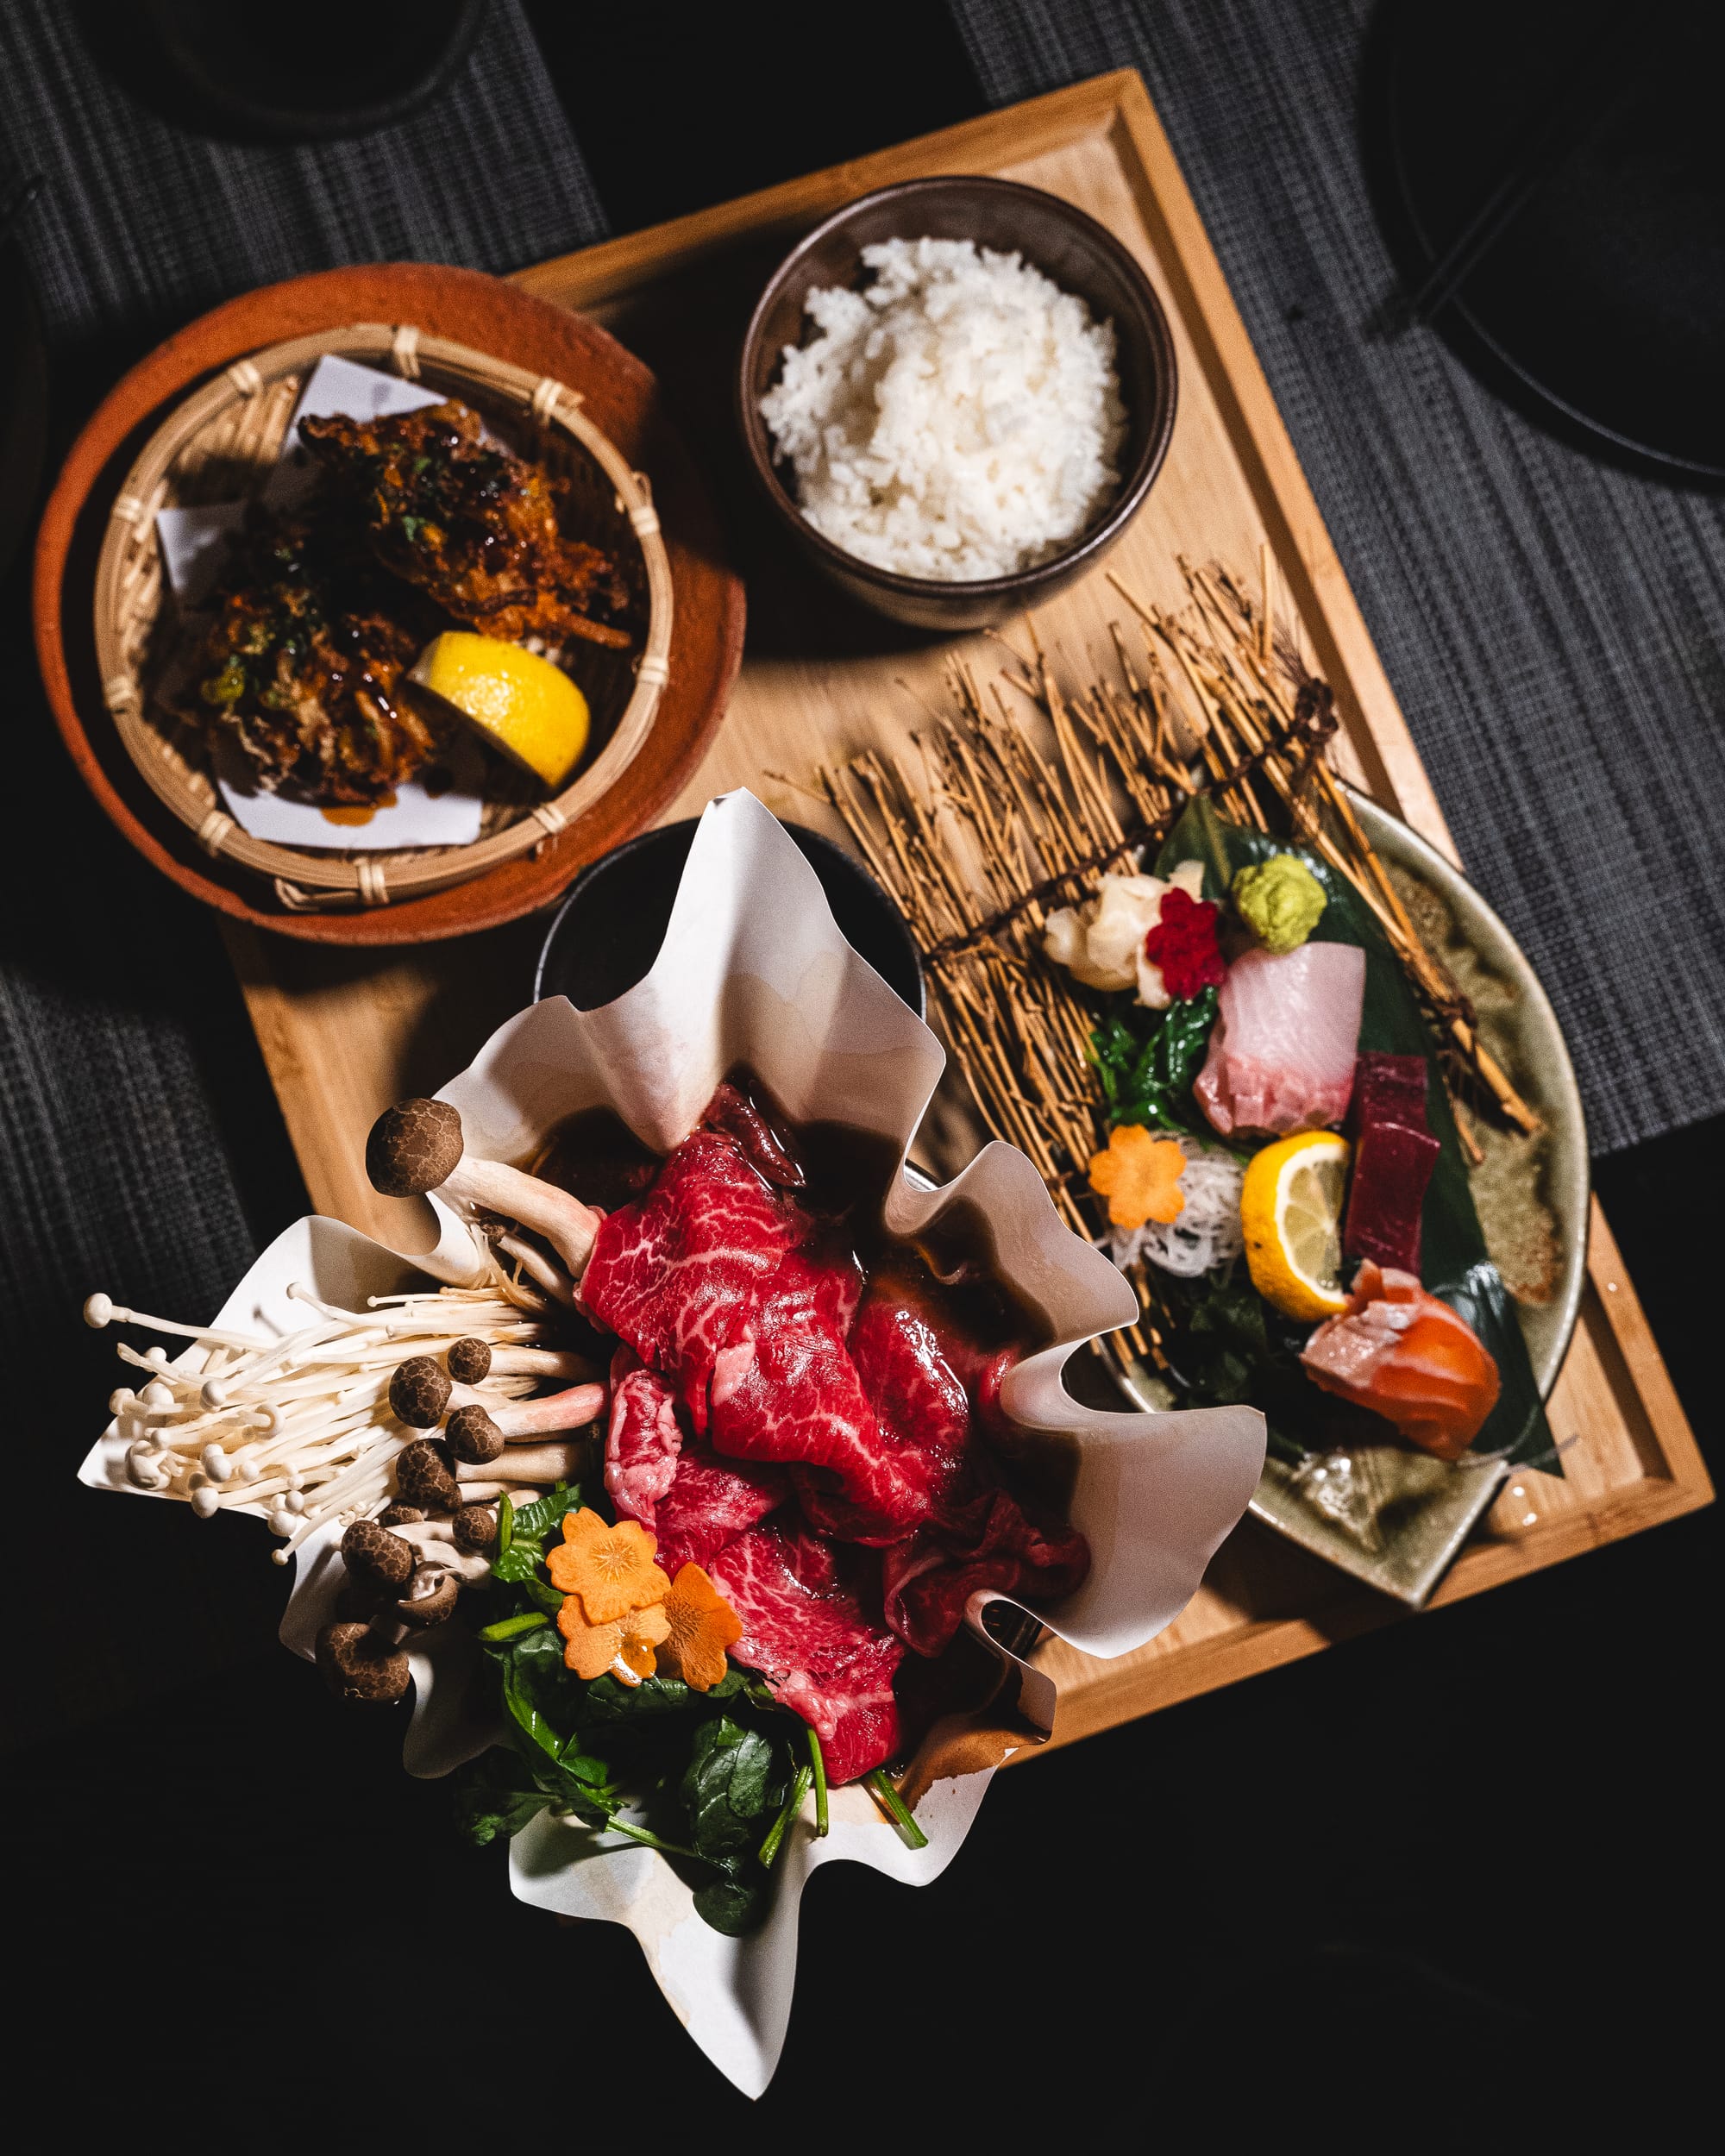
1119 789 1589 1607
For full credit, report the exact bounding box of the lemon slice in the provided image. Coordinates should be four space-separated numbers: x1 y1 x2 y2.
1239 1131 1352 1321
411 632 590 790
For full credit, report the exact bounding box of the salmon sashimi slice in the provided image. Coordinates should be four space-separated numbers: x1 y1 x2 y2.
1195 943 1366 1138
1300 1261 1501 1459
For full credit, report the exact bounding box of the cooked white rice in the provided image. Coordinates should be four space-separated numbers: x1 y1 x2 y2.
759 235 1126 582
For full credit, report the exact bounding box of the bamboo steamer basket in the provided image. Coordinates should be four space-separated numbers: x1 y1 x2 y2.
91 322 674 912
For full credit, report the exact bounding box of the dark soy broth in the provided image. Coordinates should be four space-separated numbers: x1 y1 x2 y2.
533 1109 661 1215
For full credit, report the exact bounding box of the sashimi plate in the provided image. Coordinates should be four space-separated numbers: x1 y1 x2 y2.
1122 791 1588 1605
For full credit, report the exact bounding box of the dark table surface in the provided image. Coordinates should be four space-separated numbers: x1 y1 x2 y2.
1 2 1716 2140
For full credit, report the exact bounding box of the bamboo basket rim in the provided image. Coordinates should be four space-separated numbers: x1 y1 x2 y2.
91 322 674 909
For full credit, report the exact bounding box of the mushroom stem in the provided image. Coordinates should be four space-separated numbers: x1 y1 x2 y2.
483 1383 606 1440
392 1520 457 1553
486 1228 578 1306
414 1545 492 1584
452 1164 599 1276
456 1438 585 1484
83 1295 269 1351
487 1346 593 1379
367 1286 524 1308
286 1444 410 1537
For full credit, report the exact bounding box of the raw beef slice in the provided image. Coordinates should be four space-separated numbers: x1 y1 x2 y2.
650 1444 789 1574
709 1523 904 1784
581 1129 807 1432
881 1485 1090 1657
699 1079 806 1189
604 1345 684 1530
709 1247 940 1544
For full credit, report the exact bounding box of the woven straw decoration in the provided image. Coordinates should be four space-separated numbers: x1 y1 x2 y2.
91 323 674 908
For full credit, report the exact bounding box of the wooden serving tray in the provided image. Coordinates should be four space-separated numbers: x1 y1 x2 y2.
223 71 1711 1745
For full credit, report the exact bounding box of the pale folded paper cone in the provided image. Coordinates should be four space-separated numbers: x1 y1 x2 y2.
79 790 1264 2096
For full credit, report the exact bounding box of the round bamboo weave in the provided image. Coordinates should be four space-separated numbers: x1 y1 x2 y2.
91 323 674 909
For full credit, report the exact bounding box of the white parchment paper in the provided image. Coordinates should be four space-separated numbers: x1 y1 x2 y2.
153 354 486 851
78 790 1264 2096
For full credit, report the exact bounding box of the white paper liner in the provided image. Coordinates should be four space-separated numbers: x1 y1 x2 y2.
78 790 1264 2097
153 355 485 852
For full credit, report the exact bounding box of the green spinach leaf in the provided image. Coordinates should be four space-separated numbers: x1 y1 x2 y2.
1090 987 1220 1137
681 1717 780 1860
453 1750 552 1846
511 1482 582 1543
491 1544 547 1583
693 1863 768 1937
580 1665 766 1725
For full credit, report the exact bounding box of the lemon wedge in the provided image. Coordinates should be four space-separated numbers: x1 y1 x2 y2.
1239 1130 1352 1321
411 632 589 790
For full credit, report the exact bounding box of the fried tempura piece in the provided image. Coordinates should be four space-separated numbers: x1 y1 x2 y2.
298 400 637 650
197 511 451 805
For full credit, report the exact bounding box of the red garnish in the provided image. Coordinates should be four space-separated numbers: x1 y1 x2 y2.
1143 887 1226 1000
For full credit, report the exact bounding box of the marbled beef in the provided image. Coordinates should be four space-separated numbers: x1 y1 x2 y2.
581 1130 807 1432
709 1522 904 1784
651 1444 790 1574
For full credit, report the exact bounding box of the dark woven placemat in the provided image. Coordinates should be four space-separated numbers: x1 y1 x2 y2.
948 0 1725 1155
1 0 607 374
0 0 611 1746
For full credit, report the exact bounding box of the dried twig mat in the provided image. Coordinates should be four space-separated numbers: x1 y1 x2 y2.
802 556 1540 1377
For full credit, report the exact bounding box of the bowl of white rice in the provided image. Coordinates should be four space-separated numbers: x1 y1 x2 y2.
739 176 1177 630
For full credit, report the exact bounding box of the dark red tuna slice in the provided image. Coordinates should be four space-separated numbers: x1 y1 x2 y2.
1343 1119 1441 1273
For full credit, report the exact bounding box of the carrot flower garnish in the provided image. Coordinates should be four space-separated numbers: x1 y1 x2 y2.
1088 1124 1187 1229
556 1594 671 1686
547 1507 671 1623
657 1564 743 1693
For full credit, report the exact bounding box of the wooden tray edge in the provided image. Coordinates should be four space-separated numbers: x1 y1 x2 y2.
205 72 1707 1744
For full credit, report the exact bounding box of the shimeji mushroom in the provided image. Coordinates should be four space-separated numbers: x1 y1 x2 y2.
390 1435 557 1510
342 1520 416 1590
451 1504 498 1556
395 1438 462 1512
393 1567 461 1627
366 1100 602 1279
455 1436 585 1483
442 1384 605 1463
386 1359 600 1431
316 1622 411 1705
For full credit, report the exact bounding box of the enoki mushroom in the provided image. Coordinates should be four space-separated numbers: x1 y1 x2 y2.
85 1279 571 1564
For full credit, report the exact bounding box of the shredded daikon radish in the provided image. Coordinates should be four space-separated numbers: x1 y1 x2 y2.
1106 1136 1245 1279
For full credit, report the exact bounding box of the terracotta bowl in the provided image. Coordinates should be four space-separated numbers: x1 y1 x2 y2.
737 176 1178 633
34 263 745 945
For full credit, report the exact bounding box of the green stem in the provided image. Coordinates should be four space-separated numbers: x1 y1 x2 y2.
497 1491 515 1559
758 1765 812 1868
863 1768 928 1851
603 1817 702 1862
478 1611 548 1641
807 1727 829 1838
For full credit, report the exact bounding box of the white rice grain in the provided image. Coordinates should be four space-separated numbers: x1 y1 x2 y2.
760 236 1126 582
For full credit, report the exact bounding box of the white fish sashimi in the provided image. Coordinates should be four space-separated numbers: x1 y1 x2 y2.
1195 943 1366 1137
